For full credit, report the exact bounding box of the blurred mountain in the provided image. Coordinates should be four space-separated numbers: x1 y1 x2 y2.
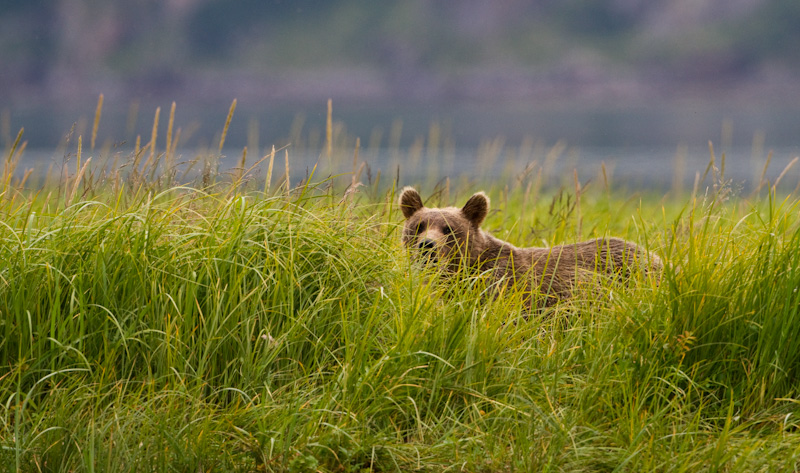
2 0 799 107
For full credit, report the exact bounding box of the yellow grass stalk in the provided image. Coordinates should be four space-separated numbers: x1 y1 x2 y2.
141 106 164 181
11 140 28 191
219 99 237 154
15 141 27 162
753 150 773 196
691 171 701 201
237 144 286 194
131 136 147 182
353 162 365 186
3 127 24 196
149 107 160 164
574 168 582 238
75 118 88 143
166 102 176 164
44 163 54 190
42 190 53 213
76 135 82 176
18 168 33 189
170 128 181 160
703 140 716 184
238 146 247 184
352 137 360 187
91 94 103 151
68 157 92 205
773 156 798 192
326 99 333 161
66 136 86 205
601 161 610 194
284 149 290 197
265 145 275 194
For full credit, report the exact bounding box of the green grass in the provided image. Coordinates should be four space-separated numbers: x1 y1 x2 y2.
2 103 800 471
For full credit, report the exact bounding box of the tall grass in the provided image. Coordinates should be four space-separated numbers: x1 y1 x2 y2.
1 99 800 471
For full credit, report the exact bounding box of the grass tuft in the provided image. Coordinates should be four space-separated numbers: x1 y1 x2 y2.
2 100 800 471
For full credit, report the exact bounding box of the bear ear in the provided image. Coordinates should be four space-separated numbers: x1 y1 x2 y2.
462 191 489 227
398 187 424 219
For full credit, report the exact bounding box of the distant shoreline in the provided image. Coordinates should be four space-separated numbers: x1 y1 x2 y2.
7 61 800 112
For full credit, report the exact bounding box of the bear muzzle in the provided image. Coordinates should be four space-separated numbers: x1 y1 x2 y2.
417 238 437 251
415 238 439 263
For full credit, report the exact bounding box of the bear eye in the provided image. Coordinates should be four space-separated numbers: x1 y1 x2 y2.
442 224 455 235
414 221 427 234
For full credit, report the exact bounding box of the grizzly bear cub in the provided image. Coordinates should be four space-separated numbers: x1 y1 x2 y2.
398 187 661 307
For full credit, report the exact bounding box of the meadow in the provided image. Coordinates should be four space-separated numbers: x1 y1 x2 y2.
1 99 800 472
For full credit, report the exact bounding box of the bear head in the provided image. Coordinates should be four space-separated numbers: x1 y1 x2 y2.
398 186 489 270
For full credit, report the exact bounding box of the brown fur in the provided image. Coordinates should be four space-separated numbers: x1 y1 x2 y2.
399 187 662 307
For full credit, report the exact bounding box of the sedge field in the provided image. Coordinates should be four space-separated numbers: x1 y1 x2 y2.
2 101 800 472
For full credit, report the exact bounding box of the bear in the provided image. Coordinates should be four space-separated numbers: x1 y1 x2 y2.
398 186 662 308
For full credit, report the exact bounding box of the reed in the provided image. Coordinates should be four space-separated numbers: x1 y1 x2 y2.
326 98 333 161
219 99 237 154
165 101 176 169
149 106 159 165
91 93 103 151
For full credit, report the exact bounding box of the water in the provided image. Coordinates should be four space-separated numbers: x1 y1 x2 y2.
6 102 800 191
17 144 800 193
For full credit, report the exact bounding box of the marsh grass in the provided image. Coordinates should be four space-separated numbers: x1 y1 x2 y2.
1 100 800 471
